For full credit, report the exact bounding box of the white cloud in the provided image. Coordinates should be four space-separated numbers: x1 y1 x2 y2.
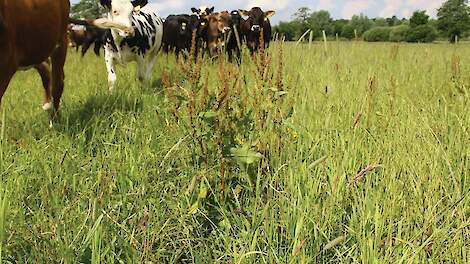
380 0 445 18
317 0 333 10
246 0 291 11
147 0 185 14
380 0 404 17
342 0 375 18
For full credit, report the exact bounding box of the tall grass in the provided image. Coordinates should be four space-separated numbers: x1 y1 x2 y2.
0 41 468 263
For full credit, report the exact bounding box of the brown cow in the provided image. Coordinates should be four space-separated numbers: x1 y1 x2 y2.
0 0 70 116
203 12 231 58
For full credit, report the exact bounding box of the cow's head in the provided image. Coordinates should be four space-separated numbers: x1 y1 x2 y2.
230 10 244 28
191 6 215 18
219 11 232 34
203 12 229 57
239 7 275 32
96 0 149 38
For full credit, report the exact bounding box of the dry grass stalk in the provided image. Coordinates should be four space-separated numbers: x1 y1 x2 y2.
348 164 383 188
389 75 397 113
352 112 362 129
390 44 399 60
366 75 378 127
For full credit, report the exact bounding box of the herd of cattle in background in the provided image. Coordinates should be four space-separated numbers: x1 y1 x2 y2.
69 5 275 61
0 0 275 121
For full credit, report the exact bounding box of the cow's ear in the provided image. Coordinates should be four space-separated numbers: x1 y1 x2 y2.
131 0 148 8
208 7 215 13
191 8 199 13
100 0 111 9
239 10 250 17
265 10 275 18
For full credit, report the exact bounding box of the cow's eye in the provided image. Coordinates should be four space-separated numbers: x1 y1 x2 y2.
113 10 118 15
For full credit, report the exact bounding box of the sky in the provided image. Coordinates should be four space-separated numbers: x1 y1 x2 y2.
72 0 448 24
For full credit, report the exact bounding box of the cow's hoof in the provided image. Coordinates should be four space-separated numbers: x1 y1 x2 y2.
49 120 54 129
42 102 52 111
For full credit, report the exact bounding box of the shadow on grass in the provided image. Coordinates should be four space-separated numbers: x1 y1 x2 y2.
56 92 144 138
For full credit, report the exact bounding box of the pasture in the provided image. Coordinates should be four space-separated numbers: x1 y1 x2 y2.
0 41 469 263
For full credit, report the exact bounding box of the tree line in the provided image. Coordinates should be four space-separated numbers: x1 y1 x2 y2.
273 0 470 43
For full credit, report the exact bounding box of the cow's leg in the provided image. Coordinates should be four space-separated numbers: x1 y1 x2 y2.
236 48 242 65
0 68 15 106
227 48 233 63
34 60 53 111
81 41 92 57
93 41 101 56
137 61 150 87
138 52 158 88
104 47 117 92
50 36 67 117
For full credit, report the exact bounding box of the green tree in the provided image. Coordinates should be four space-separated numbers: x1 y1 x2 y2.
308 10 334 37
341 24 355 40
386 16 401 26
274 21 303 41
333 19 349 37
292 7 311 36
437 0 470 42
71 0 106 19
373 17 388 27
406 25 438 42
350 14 373 36
363 27 392 42
389 25 410 42
409 10 430 27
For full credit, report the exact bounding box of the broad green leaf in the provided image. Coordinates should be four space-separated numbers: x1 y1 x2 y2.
189 201 199 215
198 184 208 199
199 111 219 119
230 147 264 165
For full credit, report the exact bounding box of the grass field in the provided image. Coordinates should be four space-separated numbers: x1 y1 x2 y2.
0 41 469 263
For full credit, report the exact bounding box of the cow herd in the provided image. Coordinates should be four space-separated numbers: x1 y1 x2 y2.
162 6 275 61
0 0 275 122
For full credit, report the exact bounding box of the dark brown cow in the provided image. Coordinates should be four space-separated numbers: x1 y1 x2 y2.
0 0 70 115
68 26 87 51
68 21 109 57
239 7 275 54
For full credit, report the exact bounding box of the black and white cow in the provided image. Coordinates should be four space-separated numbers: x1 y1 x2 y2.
191 6 215 18
190 6 214 48
94 0 163 92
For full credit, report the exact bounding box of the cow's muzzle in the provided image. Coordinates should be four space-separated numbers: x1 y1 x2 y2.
93 18 135 38
251 25 261 31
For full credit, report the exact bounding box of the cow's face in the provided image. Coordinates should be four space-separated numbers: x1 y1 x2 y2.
204 13 226 56
230 10 243 27
219 12 232 34
97 0 148 37
191 6 215 18
240 7 275 32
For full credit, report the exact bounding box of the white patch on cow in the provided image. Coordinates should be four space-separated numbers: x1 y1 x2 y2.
251 25 261 31
105 48 117 92
42 102 52 111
